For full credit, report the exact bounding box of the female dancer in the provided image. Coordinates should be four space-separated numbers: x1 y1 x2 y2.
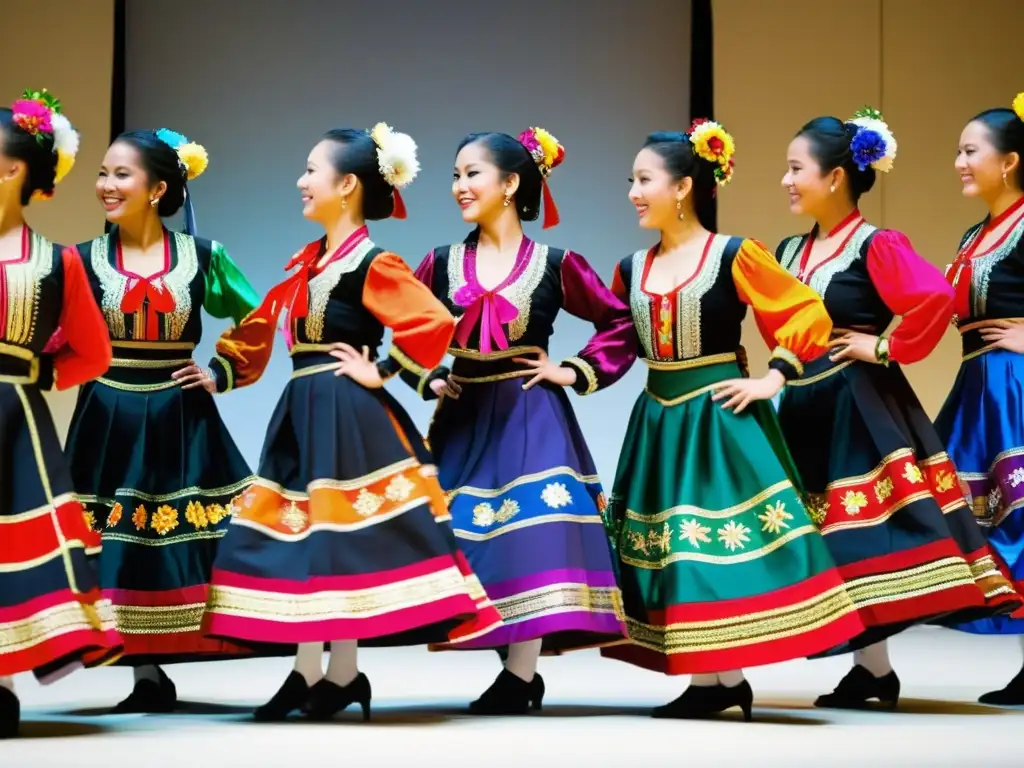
775 109 1019 710
64 128 260 713
600 124 864 721
0 89 122 738
937 93 1024 705
399 127 634 715
203 123 502 722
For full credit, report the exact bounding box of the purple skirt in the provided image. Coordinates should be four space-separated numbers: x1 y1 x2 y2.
427 377 626 652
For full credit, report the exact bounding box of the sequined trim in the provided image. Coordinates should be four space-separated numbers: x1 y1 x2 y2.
446 244 467 304
490 583 623 625
783 224 878 297
967 216 1024 317
563 356 598 394
770 346 804 377
305 239 377 342
2 230 55 345
90 235 127 338
675 234 727 359
0 598 118 655
160 232 199 341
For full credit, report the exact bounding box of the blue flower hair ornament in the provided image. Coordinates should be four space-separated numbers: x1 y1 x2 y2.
845 107 897 173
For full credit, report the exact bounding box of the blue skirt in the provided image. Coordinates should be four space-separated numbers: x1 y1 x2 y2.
936 346 1024 634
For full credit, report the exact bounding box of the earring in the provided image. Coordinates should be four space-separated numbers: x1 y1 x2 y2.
829 184 836 194
1004 172 1009 187
342 196 348 209
149 198 158 207
676 199 684 221
503 194 512 207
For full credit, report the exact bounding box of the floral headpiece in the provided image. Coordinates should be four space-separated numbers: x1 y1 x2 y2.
516 126 564 228
369 122 420 220
845 107 897 173
687 118 736 188
10 88 80 202
154 128 209 181
1012 92 1024 122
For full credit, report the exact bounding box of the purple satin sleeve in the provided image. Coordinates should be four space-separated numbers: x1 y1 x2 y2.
413 249 435 286
559 250 638 395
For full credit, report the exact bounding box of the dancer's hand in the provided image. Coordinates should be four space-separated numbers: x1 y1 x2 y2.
329 343 383 389
711 370 784 414
172 361 216 393
514 351 577 391
827 331 880 363
979 320 1024 354
430 376 462 399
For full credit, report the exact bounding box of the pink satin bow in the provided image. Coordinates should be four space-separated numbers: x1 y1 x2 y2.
452 284 519 353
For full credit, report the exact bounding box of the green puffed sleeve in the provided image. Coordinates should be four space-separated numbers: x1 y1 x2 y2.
203 240 261 325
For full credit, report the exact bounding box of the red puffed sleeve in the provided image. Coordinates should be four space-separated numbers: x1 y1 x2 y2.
38 248 112 390
362 252 456 381
558 250 638 395
731 238 833 380
866 229 954 364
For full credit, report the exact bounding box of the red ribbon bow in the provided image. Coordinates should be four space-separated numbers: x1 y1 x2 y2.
452 283 519 353
120 277 176 340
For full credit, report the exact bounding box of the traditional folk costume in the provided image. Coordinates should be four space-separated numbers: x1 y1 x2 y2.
400 232 633 656
774 212 1020 654
937 197 1024 649
204 227 501 651
600 235 864 681
0 228 123 682
63 228 259 668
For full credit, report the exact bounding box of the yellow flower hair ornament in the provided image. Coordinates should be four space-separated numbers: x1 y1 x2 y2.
1013 92 1024 122
155 128 209 181
10 88 81 202
516 126 565 228
687 118 736 187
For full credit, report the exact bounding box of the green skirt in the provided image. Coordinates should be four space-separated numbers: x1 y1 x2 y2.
600 355 865 675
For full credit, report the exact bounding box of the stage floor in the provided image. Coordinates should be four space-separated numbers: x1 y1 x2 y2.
5 627 1023 766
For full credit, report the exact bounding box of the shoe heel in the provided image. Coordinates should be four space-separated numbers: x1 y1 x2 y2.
740 701 753 722
530 674 545 711
359 695 372 722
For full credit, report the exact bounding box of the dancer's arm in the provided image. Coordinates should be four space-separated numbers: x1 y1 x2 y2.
557 250 638 395
731 238 833 381
36 248 112 390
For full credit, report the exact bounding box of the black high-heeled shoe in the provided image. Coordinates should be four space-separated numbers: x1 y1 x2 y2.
814 665 900 710
651 680 754 721
305 673 372 722
112 667 177 714
253 671 312 722
468 669 545 715
0 687 19 739
979 665 1024 706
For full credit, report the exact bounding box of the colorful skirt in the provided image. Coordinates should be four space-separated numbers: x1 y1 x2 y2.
204 351 502 649
0 370 122 679
935 330 1024 635
777 353 1019 650
600 354 864 675
425 351 626 652
64 342 254 664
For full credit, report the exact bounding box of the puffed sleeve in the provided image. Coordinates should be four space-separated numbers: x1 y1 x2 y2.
36 248 112 391
866 230 954 364
362 252 456 393
731 238 833 380
557 250 638 395
203 241 261 325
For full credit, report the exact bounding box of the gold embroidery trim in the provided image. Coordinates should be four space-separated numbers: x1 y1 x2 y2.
446 465 600 501
0 599 118 654
644 352 737 371
109 357 191 369
0 357 39 385
111 340 196 351
305 239 377 342
290 363 339 379
449 345 543 360
643 382 721 407
770 346 804 377
488 583 622 623
112 602 208 635
161 232 199 341
450 370 531 384
389 343 426 376
290 342 335 355
624 480 793 524
213 354 234 391
785 360 853 387
563 356 598 395
3 230 55 345
0 341 34 361
95 377 179 392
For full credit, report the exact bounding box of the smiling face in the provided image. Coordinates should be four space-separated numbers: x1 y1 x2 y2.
781 135 836 218
296 139 352 223
96 140 165 224
628 147 689 230
452 141 515 225
955 120 1015 200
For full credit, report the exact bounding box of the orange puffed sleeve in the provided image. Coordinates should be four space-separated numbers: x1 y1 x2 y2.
362 252 456 377
731 238 833 380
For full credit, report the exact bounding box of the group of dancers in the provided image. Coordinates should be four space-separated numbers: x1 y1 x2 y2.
1 83 1023 738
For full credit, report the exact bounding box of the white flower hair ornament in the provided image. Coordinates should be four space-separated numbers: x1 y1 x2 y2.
10 88 81 202
846 106 897 173
369 122 420 219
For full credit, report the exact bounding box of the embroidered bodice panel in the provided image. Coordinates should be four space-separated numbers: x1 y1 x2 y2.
957 217 1024 320
428 241 563 352
777 225 892 332
0 231 63 354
